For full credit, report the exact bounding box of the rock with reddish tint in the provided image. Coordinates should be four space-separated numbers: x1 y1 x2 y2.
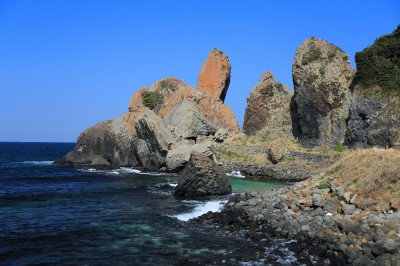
243 71 293 140
128 86 147 112
150 77 240 134
292 37 354 147
197 48 231 102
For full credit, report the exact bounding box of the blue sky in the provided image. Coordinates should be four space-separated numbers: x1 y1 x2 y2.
1 0 399 142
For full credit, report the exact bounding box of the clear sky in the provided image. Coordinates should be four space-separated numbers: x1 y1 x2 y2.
1 0 399 142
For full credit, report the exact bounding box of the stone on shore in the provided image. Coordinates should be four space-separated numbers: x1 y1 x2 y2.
174 152 232 197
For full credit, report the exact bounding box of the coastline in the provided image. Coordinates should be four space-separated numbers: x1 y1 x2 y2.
194 176 400 265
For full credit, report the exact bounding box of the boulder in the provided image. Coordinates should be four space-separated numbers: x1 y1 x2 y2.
150 77 240 134
174 152 232 197
312 193 326 207
197 48 231 102
292 37 354 147
166 142 213 173
243 71 293 139
164 99 217 141
267 146 283 164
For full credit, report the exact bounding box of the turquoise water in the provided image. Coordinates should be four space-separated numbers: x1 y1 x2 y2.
0 142 307 265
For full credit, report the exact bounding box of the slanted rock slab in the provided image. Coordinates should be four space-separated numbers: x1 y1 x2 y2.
174 152 232 197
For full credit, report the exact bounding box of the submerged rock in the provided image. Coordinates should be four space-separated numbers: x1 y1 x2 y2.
174 152 232 197
243 71 293 140
292 37 354 147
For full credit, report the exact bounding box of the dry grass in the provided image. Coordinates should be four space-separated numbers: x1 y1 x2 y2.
323 148 400 201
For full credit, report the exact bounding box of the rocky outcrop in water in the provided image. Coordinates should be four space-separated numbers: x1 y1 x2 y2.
61 109 175 170
197 48 231 102
292 37 354 147
59 48 239 172
243 71 293 140
174 152 232 197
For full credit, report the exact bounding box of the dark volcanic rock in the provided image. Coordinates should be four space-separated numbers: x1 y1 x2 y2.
243 71 293 140
174 152 232 197
292 37 354 147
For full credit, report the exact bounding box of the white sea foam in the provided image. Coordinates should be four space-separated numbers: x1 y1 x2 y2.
20 161 54 165
173 199 228 221
119 167 142 174
168 183 178 187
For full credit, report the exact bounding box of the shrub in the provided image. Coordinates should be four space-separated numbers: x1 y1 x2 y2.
142 91 164 110
354 25 400 95
302 47 322 65
317 183 330 189
334 143 345 152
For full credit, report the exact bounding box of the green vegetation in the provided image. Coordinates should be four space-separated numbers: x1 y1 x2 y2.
142 91 164 110
317 183 330 189
159 79 177 93
319 66 325 76
334 143 345 152
327 164 343 175
302 47 322 65
355 25 400 95
327 50 337 59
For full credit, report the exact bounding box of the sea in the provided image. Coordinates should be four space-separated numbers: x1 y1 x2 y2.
0 142 315 265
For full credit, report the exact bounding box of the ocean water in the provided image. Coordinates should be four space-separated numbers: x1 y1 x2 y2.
0 142 306 265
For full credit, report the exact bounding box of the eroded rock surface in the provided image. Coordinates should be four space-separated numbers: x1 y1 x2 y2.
243 71 293 140
292 37 354 147
174 152 232 197
197 48 231 102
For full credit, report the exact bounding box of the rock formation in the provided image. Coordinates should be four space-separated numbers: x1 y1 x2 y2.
197 48 231 102
59 48 239 172
150 77 240 134
61 108 175 170
345 26 400 148
174 152 232 197
243 71 293 140
291 37 354 147
164 99 217 141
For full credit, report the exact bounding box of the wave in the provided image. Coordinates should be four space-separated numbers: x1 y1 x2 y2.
18 161 54 165
173 199 228 222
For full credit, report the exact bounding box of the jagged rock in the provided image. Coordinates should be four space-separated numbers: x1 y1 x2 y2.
61 109 175 170
312 193 326 207
164 99 217 141
346 26 400 148
91 155 111 166
197 48 231 102
292 37 354 147
213 128 229 143
267 146 283 164
174 152 232 197
166 142 213 173
150 77 240 134
128 86 147 112
243 71 293 139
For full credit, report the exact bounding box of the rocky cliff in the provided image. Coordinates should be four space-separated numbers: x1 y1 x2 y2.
291 37 354 147
345 25 400 148
59 48 240 171
197 48 231 102
243 71 293 140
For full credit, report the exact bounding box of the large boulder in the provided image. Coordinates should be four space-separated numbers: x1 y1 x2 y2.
197 48 231 102
174 152 232 197
166 142 213 173
292 37 354 147
164 99 217 141
150 77 240 134
61 109 175 170
243 71 293 140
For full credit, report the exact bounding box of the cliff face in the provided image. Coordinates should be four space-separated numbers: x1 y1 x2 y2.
243 71 293 140
60 48 239 171
345 26 400 148
197 48 231 102
291 37 354 147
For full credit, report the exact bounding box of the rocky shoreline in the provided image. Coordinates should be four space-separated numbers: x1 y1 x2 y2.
195 176 400 265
